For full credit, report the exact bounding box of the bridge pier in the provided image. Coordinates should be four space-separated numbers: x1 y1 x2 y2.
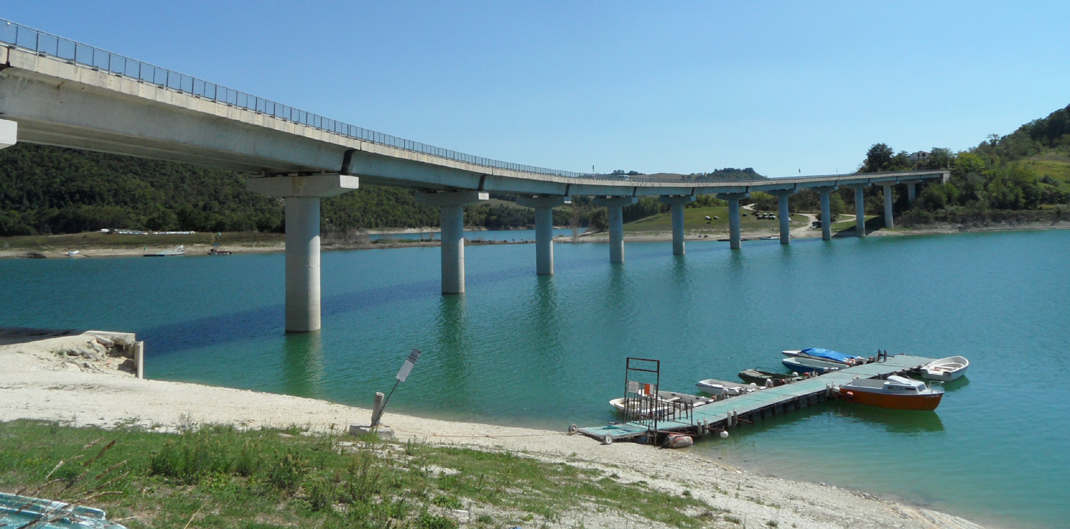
903 180 922 206
247 174 359 332
717 193 749 249
592 197 637 263
517 196 570 275
416 191 489 294
658 195 695 255
767 189 795 245
813 186 837 240
882 184 894 229
844 184 870 237
0 119 16 150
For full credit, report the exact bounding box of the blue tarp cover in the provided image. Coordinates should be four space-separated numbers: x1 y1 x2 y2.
800 348 862 363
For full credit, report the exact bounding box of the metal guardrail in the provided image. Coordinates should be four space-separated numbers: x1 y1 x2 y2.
0 18 604 178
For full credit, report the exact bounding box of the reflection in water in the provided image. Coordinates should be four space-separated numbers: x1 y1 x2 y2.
434 295 471 401
940 376 970 392
833 404 945 434
281 332 323 398
529 276 563 363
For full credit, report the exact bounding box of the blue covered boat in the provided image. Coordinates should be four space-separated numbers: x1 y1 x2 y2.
782 356 843 374
782 348 864 365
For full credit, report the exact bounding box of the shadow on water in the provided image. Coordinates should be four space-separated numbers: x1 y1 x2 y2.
280 332 323 398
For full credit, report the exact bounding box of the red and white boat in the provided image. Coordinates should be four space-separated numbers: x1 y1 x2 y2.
835 375 943 411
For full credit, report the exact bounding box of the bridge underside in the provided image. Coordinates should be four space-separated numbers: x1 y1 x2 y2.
1 42 950 333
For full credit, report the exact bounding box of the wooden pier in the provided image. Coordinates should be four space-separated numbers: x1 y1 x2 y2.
577 354 936 444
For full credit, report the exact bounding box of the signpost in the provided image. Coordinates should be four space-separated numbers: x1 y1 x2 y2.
371 348 421 427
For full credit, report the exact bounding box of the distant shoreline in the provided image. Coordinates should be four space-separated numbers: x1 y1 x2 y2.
2 220 1067 259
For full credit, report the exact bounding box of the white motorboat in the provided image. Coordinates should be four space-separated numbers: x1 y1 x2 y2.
920 356 969 381
144 245 185 257
695 378 761 397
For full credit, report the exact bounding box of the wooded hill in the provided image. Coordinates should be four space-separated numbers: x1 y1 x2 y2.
0 144 761 237
0 145 580 236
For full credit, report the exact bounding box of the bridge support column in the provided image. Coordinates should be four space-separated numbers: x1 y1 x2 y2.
903 180 922 206
247 174 360 332
658 195 696 255
593 197 638 263
717 193 749 250
416 191 489 294
517 196 570 275
767 189 796 245
882 184 894 229
0 119 17 150
813 186 837 241
845 184 870 237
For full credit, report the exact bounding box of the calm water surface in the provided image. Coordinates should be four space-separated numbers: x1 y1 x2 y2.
2 230 1068 528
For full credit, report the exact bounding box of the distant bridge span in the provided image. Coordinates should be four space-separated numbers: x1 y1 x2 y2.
0 19 948 332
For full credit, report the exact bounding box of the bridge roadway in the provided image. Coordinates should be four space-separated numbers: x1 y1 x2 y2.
0 20 948 332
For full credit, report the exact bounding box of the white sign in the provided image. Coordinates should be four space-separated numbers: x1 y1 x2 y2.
396 348 421 382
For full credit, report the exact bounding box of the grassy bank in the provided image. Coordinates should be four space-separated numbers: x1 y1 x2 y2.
0 231 283 251
624 206 809 233
0 420 725 529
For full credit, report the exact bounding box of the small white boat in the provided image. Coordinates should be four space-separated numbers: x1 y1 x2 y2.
144 245 185 257
610 390 716 418
920 356 969 381
695 379 761 397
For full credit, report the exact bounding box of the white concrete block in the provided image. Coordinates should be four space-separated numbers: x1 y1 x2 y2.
0 119 16 150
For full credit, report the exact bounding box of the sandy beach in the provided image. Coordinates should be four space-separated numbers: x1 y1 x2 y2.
0 330 987 529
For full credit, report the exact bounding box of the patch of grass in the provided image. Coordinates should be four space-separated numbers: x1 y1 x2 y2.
1020 153 1070 184
0 420 713 528
625 206 810 233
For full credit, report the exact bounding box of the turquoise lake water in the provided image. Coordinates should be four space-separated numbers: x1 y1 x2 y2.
2 230 1068 528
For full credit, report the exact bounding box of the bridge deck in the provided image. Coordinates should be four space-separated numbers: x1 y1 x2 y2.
577 354 935 443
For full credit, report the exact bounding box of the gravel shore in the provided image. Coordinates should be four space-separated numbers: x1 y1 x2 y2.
0 331 987 529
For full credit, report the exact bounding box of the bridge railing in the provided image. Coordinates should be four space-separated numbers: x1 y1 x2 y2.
1 19 944 187
1 18 613 179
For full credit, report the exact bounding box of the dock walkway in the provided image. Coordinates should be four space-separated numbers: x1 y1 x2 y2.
577 354 935 444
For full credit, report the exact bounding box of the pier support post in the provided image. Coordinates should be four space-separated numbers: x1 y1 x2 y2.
813 186 837 241
0 119 17 150
517 195 570 275
844 183 869 237
767 189 795 245
247 174 359 332
593 197 638 263
882 183 894 229
717 193 750 249
658 195 696 255
416 191 489 294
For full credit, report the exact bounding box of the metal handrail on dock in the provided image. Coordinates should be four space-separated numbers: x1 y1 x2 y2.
577 354 936 445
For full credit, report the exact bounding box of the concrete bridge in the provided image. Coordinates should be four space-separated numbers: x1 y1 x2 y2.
0 19 948 332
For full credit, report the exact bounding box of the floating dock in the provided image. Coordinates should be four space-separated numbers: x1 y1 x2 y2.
577 354 936 444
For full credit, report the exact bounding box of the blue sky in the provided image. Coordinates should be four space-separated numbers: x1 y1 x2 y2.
4 1 1069 177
